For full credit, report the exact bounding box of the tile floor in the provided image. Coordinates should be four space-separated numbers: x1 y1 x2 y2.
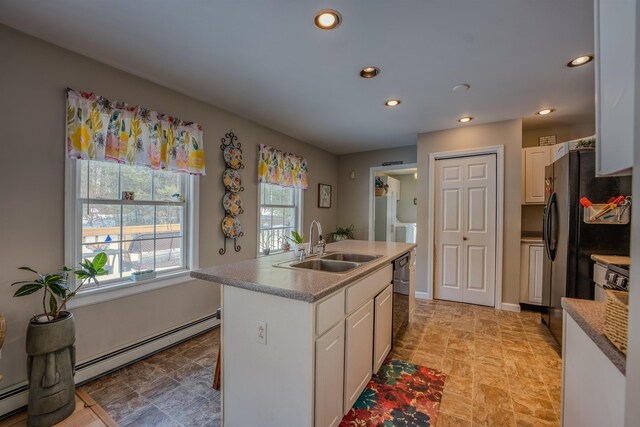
81 299 562 427
391 300 562 427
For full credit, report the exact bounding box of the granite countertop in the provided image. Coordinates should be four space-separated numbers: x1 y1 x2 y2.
590 254 631 266
191 240 416 303
562 298 626 375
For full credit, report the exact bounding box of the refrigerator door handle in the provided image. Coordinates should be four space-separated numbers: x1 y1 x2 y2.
548 193 558 260
544 192 557 261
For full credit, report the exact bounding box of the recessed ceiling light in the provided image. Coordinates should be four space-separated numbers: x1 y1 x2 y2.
452 84 470 92
360 66 380 78
385 99 401 107
567 55 594 67
314 10 342 30
536 108 556 115
458 116 473 123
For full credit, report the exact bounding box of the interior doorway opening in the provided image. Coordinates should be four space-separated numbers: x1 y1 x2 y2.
368 163 418 243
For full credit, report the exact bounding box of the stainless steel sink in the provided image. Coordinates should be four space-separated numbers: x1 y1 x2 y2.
289 259 361 273
321 253 381 263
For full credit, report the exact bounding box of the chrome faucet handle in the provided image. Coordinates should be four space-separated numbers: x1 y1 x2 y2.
298 247 307 261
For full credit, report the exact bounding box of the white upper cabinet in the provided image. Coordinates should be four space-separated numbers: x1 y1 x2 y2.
521 146 552 204
595 0 635 176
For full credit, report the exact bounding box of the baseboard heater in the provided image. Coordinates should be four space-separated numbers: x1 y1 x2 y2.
0 313 219 419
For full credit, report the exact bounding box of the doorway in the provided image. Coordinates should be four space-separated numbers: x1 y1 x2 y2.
427 146 505 309
368 163 418 243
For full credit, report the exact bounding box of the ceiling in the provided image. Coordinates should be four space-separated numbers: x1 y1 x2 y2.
0 0 596 154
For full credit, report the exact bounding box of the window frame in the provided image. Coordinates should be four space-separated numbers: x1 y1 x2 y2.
64 157 199 308
256 183 304 257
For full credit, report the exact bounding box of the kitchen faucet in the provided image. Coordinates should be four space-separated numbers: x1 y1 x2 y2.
308 220 325 257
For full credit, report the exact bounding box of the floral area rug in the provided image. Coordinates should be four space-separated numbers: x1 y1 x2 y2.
340 358 446 427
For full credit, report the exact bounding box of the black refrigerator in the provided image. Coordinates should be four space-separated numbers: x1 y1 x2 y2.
541 149 631 344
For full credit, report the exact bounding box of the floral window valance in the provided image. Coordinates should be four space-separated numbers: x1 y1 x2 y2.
66 89 206 175
257 144 308 189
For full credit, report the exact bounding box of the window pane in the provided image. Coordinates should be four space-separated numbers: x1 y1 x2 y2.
122 239 155 274
80 160 120 199
81 204 121 243
156 206 183 236
122 205 154 241
120 164 153 201
272 208 285 228
260 207 273 229
81 242 120 282
154 170 181 201
155 237 183 271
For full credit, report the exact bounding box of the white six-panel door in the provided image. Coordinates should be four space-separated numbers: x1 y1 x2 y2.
435 154 497 306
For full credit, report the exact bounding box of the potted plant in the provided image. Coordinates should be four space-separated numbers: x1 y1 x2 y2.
375 177 389 196
261 231 272 256
11 253 107 427
286 230 306 257
334 224 355 241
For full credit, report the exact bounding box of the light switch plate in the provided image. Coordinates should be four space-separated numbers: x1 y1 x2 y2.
257 320 267 345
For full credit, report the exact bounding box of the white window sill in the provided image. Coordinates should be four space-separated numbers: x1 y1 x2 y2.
66 270 195 309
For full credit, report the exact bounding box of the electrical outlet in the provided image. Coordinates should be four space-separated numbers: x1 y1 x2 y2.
256 320 267 345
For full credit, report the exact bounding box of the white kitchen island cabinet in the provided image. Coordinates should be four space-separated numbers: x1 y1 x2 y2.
192 240 415 427
562 299 626 427
344 300 374 412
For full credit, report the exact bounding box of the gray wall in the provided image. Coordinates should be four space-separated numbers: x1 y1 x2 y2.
416 119 522 304
388 174 417 223
337 146 417 239
0 25 337 391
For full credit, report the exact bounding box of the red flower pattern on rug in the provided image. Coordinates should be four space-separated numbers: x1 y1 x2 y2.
340 358 446 427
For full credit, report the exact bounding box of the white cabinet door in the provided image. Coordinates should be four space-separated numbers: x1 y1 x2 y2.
563 313 626 426
373 285 393 373
344 300 374 413
595 0 635 176
315 321 345 427
528 245 544 304
522 147 552 204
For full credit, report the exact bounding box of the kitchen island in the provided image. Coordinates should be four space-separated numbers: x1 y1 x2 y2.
192 240 416 427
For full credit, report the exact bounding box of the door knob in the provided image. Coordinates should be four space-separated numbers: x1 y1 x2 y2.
463 236 468 241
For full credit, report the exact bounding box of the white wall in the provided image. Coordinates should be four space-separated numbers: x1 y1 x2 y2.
0 24 337 395
337 146 417 239
416 119 522 304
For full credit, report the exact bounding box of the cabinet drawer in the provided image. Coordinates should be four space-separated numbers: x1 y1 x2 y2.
316 289 346 336
594 263 607 286
346 265 393 314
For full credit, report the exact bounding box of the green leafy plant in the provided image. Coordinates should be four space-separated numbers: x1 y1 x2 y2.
375 177 389 191
286 230 304 245
11 253 108 321
335 224 355 239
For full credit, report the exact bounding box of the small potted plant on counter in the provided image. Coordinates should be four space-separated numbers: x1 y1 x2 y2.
10 253 107 427
286 230 306 257
334 224 355 241
375 177 389 196
261 231 272 256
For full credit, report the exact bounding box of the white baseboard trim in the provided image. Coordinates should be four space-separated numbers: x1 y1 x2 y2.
0 314 219 418
500 303 521 312
415 291 431 300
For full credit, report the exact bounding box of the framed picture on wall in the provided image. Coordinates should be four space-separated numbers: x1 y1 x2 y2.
318 183 332 208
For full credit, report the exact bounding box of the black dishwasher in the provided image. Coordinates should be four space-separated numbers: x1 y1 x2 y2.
392 253 410 339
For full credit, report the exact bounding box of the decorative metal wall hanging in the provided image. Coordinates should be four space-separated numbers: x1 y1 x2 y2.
219 131 244 255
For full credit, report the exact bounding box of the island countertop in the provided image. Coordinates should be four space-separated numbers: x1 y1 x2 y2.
191 240 416 302
562 297 626 374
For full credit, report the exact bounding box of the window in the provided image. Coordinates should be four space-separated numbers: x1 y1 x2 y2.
66 160 197 292
258 183 303 255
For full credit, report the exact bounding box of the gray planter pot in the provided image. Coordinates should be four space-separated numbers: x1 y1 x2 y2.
26 311 76 427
